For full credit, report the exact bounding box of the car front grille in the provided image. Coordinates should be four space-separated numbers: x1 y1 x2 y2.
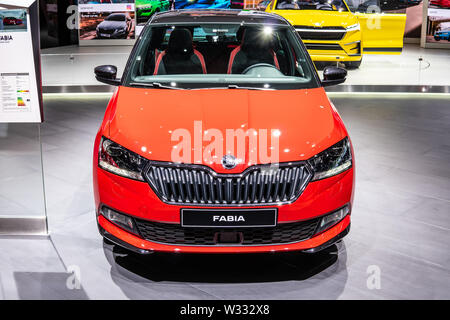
295 26 346 41
134 217 320 246
143 162 312 206
304 43 343 51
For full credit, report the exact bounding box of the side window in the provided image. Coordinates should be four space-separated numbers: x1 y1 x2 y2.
272 32 293 76
287 29 310 78
346 0 381 13
134 27 169 76
331 0 348 10
347 0 410 13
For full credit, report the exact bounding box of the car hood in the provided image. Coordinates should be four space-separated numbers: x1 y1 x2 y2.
274 10 358 28
98 20 126 30
108 87 348 174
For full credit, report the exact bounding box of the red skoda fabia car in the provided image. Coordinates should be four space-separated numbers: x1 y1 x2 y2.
93 10 354 254
3 17 23 25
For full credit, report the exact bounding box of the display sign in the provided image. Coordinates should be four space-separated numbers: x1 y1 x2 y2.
173 0 245 9
0 1 43 123
78 0 136 45
426 3 450 44
174 0 231 9
136 0 171 24
421 0 450 48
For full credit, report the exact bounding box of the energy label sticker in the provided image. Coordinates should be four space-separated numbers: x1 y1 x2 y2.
0 72 31 113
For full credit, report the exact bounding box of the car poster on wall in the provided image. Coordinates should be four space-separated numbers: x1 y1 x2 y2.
0 1 43 123
174 0 231 9
173 0 243 9
136 0 171 24
78 0 136 45
423 0 450 46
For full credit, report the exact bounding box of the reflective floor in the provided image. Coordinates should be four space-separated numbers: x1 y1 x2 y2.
40 44 450 87
1 93 449 299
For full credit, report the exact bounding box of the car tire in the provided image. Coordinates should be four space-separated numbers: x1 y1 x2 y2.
434 37 440 41
345 59 362 69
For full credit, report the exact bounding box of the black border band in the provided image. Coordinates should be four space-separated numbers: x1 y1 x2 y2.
364 47 403 52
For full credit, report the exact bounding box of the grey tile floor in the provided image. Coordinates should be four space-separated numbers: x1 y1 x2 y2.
0 92 449 299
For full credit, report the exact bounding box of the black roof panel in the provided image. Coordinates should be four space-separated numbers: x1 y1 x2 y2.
150 9 290 26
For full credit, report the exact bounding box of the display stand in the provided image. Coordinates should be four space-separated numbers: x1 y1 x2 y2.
0 0 47 235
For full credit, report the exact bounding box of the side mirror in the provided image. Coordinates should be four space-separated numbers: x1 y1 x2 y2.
95 65 120 86
321 66 347 87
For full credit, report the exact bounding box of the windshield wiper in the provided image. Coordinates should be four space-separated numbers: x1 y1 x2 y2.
129 82 187 90
129 83 273 90
227 84 274 90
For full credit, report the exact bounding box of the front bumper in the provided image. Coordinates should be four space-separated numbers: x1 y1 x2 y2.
98 213 351 254
94 167 354 253
97 30 127 39
301 30 363 62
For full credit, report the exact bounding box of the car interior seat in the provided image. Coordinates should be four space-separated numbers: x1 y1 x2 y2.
154 28 207 75
227 27 280 74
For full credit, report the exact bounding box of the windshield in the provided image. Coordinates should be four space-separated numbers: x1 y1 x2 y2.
124 23 320 90
275 0 349 11
106 14 125 21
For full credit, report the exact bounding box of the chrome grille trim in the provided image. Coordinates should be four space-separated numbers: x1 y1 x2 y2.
143 162 313 206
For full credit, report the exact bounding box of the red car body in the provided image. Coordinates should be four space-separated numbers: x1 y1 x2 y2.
93 10 354 254
430 0 450 7
3 17 23 25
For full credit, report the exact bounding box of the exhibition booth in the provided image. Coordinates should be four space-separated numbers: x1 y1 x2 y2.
0 0 449 301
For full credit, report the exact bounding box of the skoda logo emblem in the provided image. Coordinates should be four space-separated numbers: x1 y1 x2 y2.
221 154 238 170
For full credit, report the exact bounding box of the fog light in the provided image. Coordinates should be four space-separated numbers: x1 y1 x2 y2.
101 206 138 234
315 205 349 235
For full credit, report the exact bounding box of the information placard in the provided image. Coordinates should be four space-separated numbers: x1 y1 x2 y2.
0 0 43 123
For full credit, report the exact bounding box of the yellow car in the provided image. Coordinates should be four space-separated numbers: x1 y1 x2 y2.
266 0 406 68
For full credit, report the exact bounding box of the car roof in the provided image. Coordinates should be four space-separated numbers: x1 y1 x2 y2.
150 9 290 26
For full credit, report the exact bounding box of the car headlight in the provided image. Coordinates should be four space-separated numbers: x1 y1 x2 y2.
315 205 350 235
98 137 148 181
308 137 352 181
100 206 138 235
346 23 360 32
